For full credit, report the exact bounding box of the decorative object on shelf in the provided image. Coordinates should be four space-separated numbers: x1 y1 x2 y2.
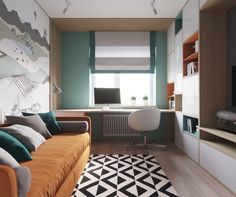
187 62 198 76
168 95 175 109
143 96 148 106
194 40 199 53
187 118 192 133
131 96 136 106
216 110 236 134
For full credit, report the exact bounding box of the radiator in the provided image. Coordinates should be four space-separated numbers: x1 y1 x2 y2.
103 114 140 136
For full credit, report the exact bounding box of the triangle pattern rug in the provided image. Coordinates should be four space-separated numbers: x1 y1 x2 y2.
71 154 179 197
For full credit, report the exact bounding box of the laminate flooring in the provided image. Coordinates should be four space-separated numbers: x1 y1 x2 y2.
91 140 235 197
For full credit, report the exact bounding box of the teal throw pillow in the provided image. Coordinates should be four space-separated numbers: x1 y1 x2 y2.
0 130 32 162
22 111 61 135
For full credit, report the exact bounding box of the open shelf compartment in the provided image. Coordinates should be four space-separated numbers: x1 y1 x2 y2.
183 32 199 77
200 127 236 160
183 115 199 137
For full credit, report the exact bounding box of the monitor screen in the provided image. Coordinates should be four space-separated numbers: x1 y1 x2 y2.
94 88 121 104
232 66 236 107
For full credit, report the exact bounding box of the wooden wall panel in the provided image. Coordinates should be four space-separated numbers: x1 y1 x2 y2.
201 0 236 11
51 18 173 31
199 10 227 127
50 20 61 110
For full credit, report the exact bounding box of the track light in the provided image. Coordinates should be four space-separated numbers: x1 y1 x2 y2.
151 0 157 15
63 0 71 14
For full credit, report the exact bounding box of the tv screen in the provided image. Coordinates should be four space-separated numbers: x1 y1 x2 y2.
232 66 236 107
94 88 121 104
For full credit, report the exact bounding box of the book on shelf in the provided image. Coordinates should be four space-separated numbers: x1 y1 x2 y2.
187 119 192 133
187 62 198 76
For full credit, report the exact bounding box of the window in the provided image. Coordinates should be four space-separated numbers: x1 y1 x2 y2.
90 73 156 106
89 31 156 106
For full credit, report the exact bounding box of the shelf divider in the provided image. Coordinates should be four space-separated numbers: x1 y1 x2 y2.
200 127 236 144
184 52 198 61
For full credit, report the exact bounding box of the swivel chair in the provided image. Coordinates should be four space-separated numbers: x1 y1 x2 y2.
127 107 166 151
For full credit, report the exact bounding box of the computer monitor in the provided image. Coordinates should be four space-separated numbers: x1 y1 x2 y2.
232 66 236 107
94 88 121 105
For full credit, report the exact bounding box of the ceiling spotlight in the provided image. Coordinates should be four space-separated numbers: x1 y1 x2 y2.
63 0 71 14
151 0 157 15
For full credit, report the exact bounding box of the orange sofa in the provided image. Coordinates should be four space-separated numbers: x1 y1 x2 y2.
0 116 91 197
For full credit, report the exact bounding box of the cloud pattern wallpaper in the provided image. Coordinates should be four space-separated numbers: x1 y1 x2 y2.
0 0 49 115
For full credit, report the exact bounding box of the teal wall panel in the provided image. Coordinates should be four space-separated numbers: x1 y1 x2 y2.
61 32 90 108
156 32 167 108
60 31 167 109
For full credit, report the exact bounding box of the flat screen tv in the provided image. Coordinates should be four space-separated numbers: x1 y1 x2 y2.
94 88 121 104
232 66 236 107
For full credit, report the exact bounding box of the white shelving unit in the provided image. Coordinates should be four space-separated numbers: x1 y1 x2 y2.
171 0 236 194
181 0 200 161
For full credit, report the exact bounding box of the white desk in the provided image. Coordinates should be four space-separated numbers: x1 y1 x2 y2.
55 108 175 141
55 108 174 117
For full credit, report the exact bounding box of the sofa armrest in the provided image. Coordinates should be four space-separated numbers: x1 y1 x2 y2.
0 165 18 197
57 121 88 133
56 116 91 140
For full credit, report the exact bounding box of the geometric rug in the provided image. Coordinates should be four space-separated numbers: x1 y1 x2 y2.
71 154 179 197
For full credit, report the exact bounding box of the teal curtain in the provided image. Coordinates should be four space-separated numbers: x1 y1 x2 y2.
89 31 95 73
90 31 156 74
175 11 183 34
150 31 156 73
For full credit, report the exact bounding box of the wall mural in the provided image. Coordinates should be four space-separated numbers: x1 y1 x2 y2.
0 0 49 115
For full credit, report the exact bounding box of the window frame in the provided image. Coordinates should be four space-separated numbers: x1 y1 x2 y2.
89 73 156 107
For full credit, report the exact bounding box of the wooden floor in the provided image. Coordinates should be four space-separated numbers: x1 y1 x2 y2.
91 140 235 197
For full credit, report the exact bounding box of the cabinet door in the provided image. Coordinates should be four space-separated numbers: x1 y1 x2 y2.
175 111 183 150
183 0 199 42
183 132 199 162
167 52 175 83
167 22 175 55
200 142 236 193
174 29 183 94
183 74 199 117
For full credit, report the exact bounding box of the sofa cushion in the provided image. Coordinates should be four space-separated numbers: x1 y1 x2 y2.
0 124 46 152
20 132 90 197
22 111 61 135
0 147 19 168
0 148 31 197
6 115 52 139
15 166 31 197
0 130 32 162
57 121 88 133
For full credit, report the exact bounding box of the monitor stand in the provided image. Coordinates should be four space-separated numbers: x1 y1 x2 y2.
102 105 110 111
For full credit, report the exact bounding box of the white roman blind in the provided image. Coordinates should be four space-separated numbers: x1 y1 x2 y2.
94 32 151 72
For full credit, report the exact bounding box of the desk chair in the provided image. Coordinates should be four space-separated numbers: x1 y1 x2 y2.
127 107 166 151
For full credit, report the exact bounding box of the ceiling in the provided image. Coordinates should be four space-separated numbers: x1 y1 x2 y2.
35 0 188 18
